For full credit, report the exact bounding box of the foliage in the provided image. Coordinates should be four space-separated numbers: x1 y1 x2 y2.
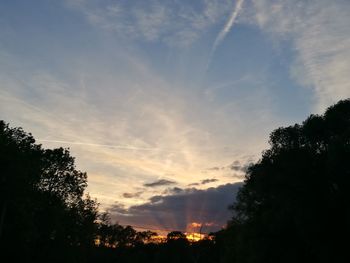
96 212 158 248
0 121 98 262
229 99 350 262
167 231 187 241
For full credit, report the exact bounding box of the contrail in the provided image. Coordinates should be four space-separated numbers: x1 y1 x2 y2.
37 139 166 151
207 0 245 69
37 139 238 153
213 0 245 51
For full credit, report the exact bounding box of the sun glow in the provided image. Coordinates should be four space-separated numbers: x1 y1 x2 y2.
185 232 206 242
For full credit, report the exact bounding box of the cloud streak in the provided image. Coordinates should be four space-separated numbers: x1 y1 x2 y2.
37 139 179 152
201 178 218 184
143 179 176 187
206 0 245 69
212 0 245 52
123 192 143 198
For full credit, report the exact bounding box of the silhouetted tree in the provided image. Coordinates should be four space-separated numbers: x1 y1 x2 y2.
95 212 157 249
135 230 158 244
167 231 187 241
228 99 350 263
0 121 98 262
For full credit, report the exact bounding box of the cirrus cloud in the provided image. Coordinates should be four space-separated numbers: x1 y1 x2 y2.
143 179 176 187
246 0 350 111
65 0 235 47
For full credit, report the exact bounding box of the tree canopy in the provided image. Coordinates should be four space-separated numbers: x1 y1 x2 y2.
229 99 350 262
0 121 98 262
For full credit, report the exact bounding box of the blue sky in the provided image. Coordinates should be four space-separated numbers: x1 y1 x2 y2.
1 0 350 233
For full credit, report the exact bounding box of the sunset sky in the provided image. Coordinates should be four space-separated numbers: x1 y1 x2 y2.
1 0 350 234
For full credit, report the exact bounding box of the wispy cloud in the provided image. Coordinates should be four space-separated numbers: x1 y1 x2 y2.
37 139 180 152
206 0 245 69
65 0 234 47
201 178 218 184
212 0 245 52
143 179 176 187
123 192 143 198
249 0 350 111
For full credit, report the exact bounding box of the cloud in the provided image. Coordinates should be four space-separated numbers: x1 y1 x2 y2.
204 158 254 175
230 160 251 173
143 179 176 187
37 139 177 152
162 187 184 195
108 182 243 233
206 0 245 69
207 166 221 171
200 178 218 184
65 0 235 47
248 0 350 111
212 0 245 52
187 178 218 187
122 192 143 198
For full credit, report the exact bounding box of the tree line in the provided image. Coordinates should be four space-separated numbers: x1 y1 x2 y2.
1 99 350 262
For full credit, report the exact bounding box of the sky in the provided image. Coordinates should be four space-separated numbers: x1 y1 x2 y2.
1 0 350 234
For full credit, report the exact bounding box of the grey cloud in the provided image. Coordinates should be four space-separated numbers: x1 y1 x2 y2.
109 202 128 215
230 160 252 173
149 195 163 203
201 178 218 184
230 160 242 171
231 165 241 171
109 182 243 233
122 191 143 198
163 187 184 195
143 179 176 187
207 166 221 171
187 178 218 187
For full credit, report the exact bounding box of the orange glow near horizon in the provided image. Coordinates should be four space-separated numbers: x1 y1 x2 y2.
150 232 208 243
185 232 206 242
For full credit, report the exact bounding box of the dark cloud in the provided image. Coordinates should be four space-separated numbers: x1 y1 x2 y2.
109 202 127 215
149 195 163 203
143 179 176 187
200 178 218 184
187 178 218 187
122 191 143 198
231 165 242 171
207 166 221 171
230 160 252 173
163 187 184 195
230 160 241 171
206 159 255 174
109 182 243 233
